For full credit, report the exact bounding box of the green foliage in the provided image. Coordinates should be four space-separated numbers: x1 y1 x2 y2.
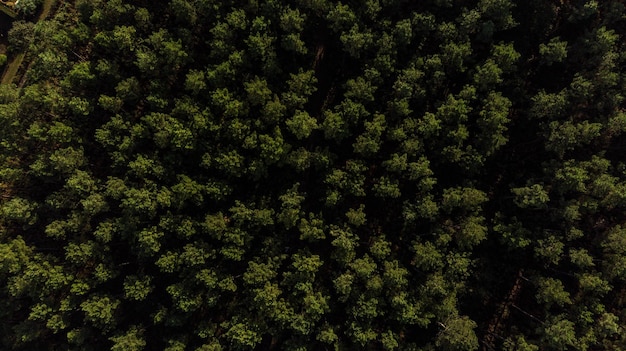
81 295 120 331
286 110 318 139
224 322 261 350
15 0 43 17
8 20 35 52
1 197 37 225
110 327 146 351
436 315 479 351
542 317 577 351
1 1 626 350
535 277 571 308
539 38 568 65
511 184 549 209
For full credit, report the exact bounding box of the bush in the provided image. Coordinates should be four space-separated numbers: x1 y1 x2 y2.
15 0 44 17
7 20 35 53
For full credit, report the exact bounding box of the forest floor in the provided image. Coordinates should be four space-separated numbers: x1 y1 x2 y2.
0 0 56 85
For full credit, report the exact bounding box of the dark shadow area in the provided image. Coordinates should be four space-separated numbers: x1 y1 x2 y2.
0 12 12 47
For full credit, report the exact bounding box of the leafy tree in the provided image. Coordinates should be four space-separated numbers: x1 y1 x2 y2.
1 1 626 350
8 20 36 52
539 37 568 66
436 315 479 351
15 0 43 17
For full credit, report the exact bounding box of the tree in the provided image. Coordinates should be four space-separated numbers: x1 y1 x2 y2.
539 37 568 66
1 0 626 350
110 327 146 351
15 0 43 17
436 315 479 351
286 110 318 139
542 317 577 351
8 20 35 52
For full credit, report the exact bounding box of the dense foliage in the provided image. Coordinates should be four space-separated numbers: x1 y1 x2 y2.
1 0 625 350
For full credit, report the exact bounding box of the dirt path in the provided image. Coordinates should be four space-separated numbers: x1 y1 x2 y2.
40 0 56 20
481 269 526 350
0 52 23 84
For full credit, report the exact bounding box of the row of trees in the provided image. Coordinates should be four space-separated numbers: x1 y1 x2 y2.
0 0 625 350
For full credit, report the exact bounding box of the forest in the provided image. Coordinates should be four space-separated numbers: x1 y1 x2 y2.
0 0 625 350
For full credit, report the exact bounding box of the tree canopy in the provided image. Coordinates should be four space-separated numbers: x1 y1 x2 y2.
0 0 625 350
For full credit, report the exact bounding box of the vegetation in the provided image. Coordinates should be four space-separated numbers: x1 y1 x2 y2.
0 0 625 350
